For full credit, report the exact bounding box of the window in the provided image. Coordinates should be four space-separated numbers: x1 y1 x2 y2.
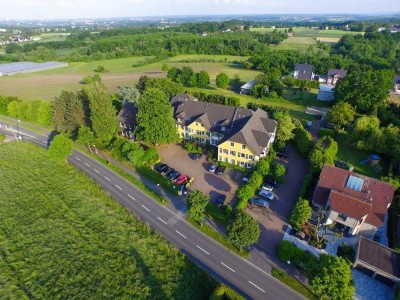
338 213 347 221
248 155 253 160
195 122 198 126
241 153 245 158
196 130 201 135
230 150 236 156
219 148 222 153
240 161 245 166
242 144 246 150
230 142 234 147
206 132 210 137
246 163 253 169
230 159 235 164
224 157 228 162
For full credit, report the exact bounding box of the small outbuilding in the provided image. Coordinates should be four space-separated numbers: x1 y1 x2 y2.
240 80 256 95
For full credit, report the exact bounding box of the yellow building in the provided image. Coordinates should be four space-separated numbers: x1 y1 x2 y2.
171 94 277 168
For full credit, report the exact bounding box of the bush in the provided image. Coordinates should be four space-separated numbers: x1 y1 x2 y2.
247 171 263 189
210 283 245 300
271 269 317 300
293 127 313 158
183 140 202 153
337 243 355 264
299 171 315 198
272 163 286 183
141 147 159 166
189 91 240 107
318 128 334 138
277 241 300 262
0 134 5 143
255 159 270 177
94 65 108 73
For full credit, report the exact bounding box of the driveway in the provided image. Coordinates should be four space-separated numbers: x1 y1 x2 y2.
158 143 243 204
247 145 310 267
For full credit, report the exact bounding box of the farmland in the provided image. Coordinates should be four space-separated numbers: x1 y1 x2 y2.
250 26 364 38
0 55 260 101
0 142 215 299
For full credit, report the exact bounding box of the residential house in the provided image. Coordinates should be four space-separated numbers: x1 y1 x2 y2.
312 165 395 238
240 80 256 95
392 75 400 94
326 69 347 85
117 102 138 139
317 69 347 101
293 64 314 81
353 236 400 288
171 94 277 168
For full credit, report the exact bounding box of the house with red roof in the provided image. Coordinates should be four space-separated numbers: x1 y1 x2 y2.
312 165 395 237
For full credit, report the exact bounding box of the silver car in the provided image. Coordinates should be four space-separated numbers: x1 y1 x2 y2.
208 164 217 173
249 197 270 208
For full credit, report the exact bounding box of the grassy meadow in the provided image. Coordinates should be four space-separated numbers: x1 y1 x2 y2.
0 142 216 299
0 55 260 101
250 26 363 38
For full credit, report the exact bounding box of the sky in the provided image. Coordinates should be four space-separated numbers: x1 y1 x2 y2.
0 0 399 20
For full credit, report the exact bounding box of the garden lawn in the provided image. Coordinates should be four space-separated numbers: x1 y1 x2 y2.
335 131 388 178
0 142 216 299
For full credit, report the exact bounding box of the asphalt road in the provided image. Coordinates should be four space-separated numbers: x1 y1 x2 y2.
0 123 305 300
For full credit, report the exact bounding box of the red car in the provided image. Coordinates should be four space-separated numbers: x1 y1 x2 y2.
175 174 188 185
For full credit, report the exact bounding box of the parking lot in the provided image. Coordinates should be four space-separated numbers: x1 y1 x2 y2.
157 143 244 204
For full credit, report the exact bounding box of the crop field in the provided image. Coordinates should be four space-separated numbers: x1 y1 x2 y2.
0 54 260 101
272 36 317 50
251 27 363 39
0 142 215 299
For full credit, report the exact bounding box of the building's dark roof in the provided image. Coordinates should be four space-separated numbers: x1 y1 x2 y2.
327 69 348 79
171 95 277 155
117 102 138 126
295 64 314 80
312 165 395 227
356 236 400 279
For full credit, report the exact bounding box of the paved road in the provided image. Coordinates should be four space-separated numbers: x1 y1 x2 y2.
0 123 305 300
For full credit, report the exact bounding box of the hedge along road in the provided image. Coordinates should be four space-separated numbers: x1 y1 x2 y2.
0 122 305 300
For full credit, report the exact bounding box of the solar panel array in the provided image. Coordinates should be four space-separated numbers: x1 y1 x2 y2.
346 175 364 192
0 61 68 75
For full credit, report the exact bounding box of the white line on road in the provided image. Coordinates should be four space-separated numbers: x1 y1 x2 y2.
94 169 100 174
196 245 209 255
248 281 265 293
141 205 150 212
128 194 136 201
115 185 122 190
221 262 235 273
84 162 90 167
157 217 167 224
104 176 111 181
175 230 187 239
75 157 81 161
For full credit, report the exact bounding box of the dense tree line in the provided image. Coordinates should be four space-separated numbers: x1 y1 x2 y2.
188 91 240 107
167 66 210 88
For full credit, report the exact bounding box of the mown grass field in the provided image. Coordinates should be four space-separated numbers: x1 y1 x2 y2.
0 55 259 101
0 142 216 299
250 27 363 38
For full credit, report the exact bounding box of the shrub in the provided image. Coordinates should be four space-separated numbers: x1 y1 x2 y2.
210 283 245 300
293 127 313 158
183 140 202 153
318 128 334 138
141 147 159 166
94 65 108 73
271 269 317 300
0 134 5 143
277 241 299 262
255 159 270 177
290 198 312 230
247 171 263 189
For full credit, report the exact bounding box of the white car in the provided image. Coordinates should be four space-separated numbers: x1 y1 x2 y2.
261 184 273 192
259 189 275 201
208 164 217 173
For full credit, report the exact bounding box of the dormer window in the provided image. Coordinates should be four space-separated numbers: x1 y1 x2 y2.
242 144 246 150
338 213 347 221
230 142 234 147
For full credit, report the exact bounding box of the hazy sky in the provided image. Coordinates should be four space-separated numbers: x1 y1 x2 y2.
0 0 399 20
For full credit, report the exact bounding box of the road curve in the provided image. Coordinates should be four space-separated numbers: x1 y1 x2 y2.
0 122 305 300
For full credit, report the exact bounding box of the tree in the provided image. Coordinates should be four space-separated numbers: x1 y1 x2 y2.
326 102 355 130
135 88 178 145
117 86 140 103
292 127 313 158
7 101 20 118
216 72 229 88
255 159 270 176
310 255 355 300
36 102 53 126
77 126 95 153
248 171 263 189
290 198 312 230
237 184 255 202
309 136 338 172
85 81 118 148
52 90 86 134
272 163 286 183
186 190 209 224
335 69 394 113
48 134 73 163
161 64 169 72
0 96 20 115
5 43 21 54
95 65 108 73
227 210 260 251
273 110 295 146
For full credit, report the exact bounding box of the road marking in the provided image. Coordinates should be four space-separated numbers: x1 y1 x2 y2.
175 230 187 239
248 281 265 293
141 205 150 212
84 162 90 167
115 185 122 190
221 262 235 273
104 176 111 181
75 157 81 161
94 169 100 174
157 217 167 224
196 245 209 255
128 194 136 201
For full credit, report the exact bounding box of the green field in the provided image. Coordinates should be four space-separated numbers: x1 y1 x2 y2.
272 37 317 50
0 55 260 101
0 142 215 299
250 27 363 39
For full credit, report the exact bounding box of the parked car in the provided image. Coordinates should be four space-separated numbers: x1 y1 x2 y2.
169 171 180 181
242 174 250 182
249 197 270 208
175 174 188 185
258 189 275 201
193 153 202 161
208 164 217 173
277 152 288 159
265 177 280 188
261 183 273 192
154 163 167 173
215 166 226 175
215 194 227 207
161 167 173 176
